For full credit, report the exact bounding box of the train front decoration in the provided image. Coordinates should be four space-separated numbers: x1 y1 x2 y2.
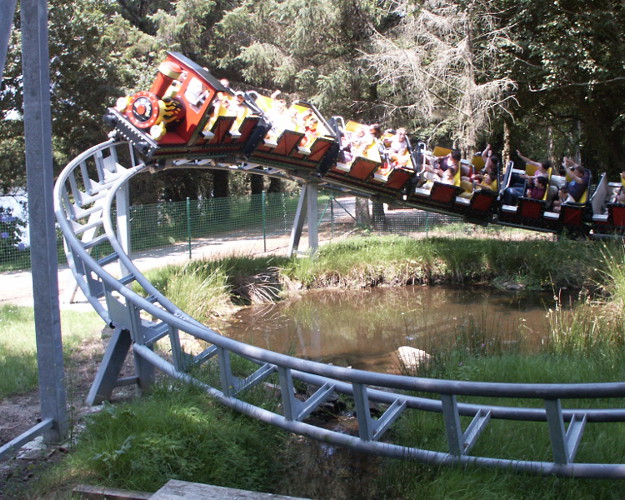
104 52 625 239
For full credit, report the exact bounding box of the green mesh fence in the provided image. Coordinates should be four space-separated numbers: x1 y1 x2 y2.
0 190 474 273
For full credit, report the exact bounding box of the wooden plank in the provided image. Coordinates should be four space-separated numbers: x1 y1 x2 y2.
152 479 310 499
72 483 152 500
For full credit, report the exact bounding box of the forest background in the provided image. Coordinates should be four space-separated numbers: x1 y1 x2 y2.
2 0 625 205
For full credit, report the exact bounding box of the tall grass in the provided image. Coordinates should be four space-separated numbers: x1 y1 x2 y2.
141 255 292 320
0 305 104 397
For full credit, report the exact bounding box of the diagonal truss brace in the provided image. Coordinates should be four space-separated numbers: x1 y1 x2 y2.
278 366 337 422
442 394 492 457
353 382 407 442
545 398 587 465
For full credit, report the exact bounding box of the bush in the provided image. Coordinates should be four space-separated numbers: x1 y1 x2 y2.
0 205 27 259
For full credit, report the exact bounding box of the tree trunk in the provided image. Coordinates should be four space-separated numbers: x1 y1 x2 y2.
355 197 371 228
267 177 283 193
212 170 230 219
503 117 512 167
250 173 264 214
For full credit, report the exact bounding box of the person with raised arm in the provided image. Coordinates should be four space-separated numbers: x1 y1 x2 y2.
562 157 590 202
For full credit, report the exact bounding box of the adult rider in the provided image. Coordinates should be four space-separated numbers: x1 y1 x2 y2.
562 156 590 203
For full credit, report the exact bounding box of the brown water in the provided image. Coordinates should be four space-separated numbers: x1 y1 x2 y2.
218 286 567 374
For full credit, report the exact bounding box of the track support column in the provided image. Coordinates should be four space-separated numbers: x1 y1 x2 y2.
288 181 319 257
21 0 68 444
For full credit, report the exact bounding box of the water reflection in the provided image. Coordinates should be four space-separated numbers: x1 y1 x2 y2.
218 286 565 373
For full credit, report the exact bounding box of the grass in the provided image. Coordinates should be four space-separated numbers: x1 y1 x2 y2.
140 236 613 313
139 254 292 319
0 305 104 397
25 382 289 498
281 235 609 290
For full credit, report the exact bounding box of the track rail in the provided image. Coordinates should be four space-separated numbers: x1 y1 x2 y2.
54 140 625 478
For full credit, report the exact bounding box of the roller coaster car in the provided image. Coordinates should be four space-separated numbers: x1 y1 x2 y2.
104 52 265 160
370 132 418 191
590 174 625 237
407 146 462 207
248 96 338 172
596 203 625 236
499 179 591 236
542 171 592 236
500 196 547 228
454 188 498 222
497 162 565 231
330 120 382 181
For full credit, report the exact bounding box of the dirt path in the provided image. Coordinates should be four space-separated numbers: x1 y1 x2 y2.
1 233 296 309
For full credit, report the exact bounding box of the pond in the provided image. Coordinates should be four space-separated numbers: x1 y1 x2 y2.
218 285 573 374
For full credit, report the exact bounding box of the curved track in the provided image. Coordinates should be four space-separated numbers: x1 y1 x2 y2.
54 139 625 478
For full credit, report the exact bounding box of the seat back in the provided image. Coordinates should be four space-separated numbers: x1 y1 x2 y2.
590 173 608 216
469 189 498 212
610 204 625 229
430 182 460 205
560 203 585 227
500 161 516 192
453 163 462 187
518 197 545 219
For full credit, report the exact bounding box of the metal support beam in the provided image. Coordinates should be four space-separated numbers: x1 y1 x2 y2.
288 185 307 256
288 182 319 257
86 327 133 405
0 0 17 82
21 0 68 443
441 394 464 456
115 182 131 277
546 398 587 465
306 182 318 252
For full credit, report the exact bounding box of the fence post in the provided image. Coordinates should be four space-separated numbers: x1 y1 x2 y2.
262 191 267 252
186 197 192 259
331 194 334 239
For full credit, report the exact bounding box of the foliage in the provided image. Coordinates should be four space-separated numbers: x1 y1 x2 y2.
2 0 156 194
0 205 27 263
546 243 625 358
141 253 291 318
363 0 518 150
499 0 625 173
5 0 625 202
215 0 390 120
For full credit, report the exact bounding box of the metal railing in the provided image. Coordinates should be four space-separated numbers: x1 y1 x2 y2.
54 140 625 478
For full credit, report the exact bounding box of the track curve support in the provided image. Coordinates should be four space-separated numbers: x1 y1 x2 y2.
55 140 625 479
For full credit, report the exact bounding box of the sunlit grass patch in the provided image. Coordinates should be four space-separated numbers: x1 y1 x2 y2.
0 305 103 397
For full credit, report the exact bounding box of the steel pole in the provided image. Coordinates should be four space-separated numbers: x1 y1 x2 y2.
0 0 17 82
21 0 68 443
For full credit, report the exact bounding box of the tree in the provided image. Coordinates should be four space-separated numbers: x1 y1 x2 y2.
215 0 390 119
498 0 625 174
214 0 392 208
0 0 157 194
362 0 517 152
